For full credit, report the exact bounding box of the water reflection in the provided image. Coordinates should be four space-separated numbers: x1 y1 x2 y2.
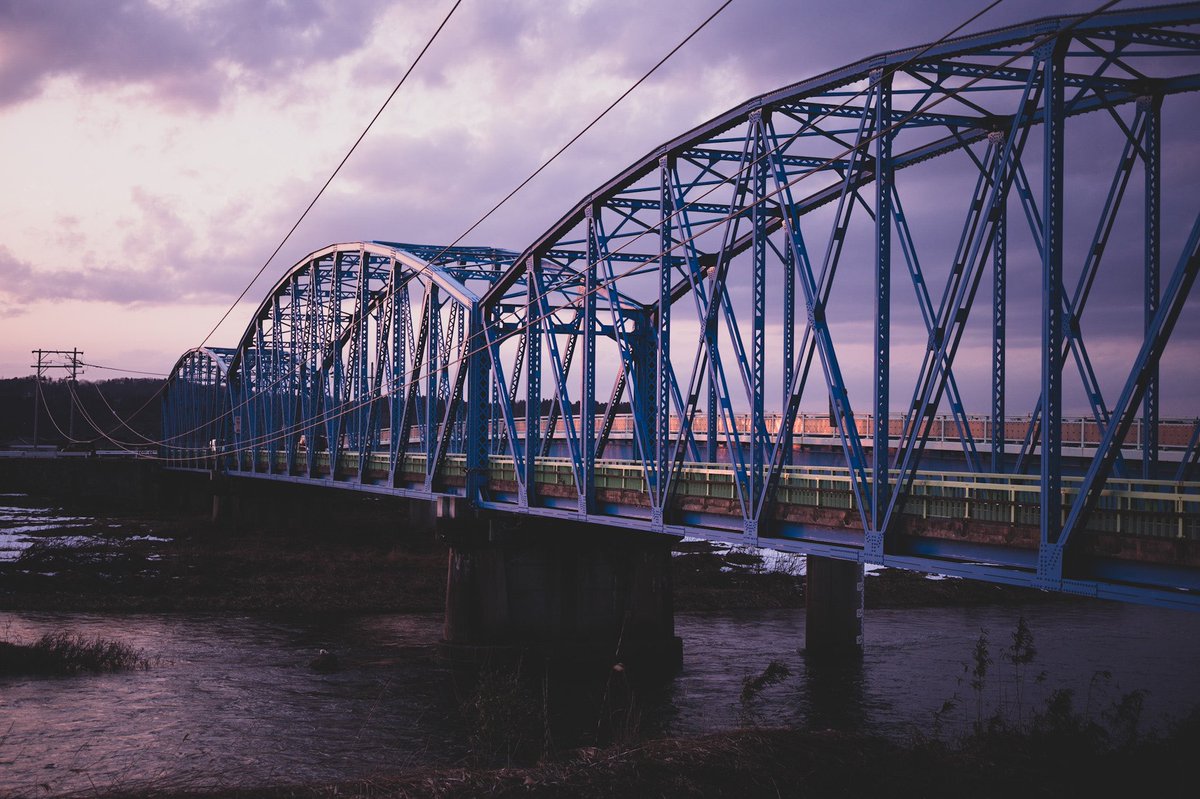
3 605 1200 796
801 656 867 732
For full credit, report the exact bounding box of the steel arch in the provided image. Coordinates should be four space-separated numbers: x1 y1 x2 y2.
215 242 508 494
163 4 1200 609
477 3 1200 603
162 346 235 469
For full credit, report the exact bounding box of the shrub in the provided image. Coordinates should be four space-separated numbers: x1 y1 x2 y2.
0 632 151 675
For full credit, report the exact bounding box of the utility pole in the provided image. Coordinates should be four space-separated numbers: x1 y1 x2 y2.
30 349 84 449
68 347 80 442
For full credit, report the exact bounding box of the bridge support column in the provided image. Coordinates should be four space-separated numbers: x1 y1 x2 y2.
805 556 864 657
440 517 682 677
209 471 236 524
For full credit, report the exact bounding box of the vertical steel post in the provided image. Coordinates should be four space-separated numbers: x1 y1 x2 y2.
391 269 406 477
1142 94 1161 479
871 73 891 555
656 156 673 525
523 257 542 509
330 252 345 472
1039 41 1065 583
271 296 282 467
253 325 266 471
783 224 795 467
749 112 767 536
706 277 718 465
466 305 488 505
582 205 598 515
426 284 440 466
355 249 370 455
991 131 1007 474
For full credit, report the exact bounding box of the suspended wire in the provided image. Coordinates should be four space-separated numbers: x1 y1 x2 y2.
163 0 1036 460
435 0 733 253
195 0 465 352
119 0 1129 464
89 381 162 446
66 382 155 455
80 362 168 378
34 387 76 446
42 0 465 450
141 0 745 454
159 0 1037 461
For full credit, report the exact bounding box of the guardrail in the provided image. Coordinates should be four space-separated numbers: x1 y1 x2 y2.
227 450 1199 540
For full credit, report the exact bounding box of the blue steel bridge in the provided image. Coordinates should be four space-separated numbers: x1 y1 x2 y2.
163 5 1200 613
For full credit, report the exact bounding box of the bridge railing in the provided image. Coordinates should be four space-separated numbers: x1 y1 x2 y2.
218 440 1199 541
486 413 1199 453
470 454 1198 541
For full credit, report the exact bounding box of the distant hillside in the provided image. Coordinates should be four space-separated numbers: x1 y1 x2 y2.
0 377 162 446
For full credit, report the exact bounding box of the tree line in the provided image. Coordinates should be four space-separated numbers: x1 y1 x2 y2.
0 377 163 447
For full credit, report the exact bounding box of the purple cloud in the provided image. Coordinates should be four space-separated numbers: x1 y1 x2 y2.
0 0 395 109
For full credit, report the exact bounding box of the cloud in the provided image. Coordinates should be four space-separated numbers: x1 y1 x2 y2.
0 185 294 310
0 242 152 306
0 0 1193 407
0 0 395 109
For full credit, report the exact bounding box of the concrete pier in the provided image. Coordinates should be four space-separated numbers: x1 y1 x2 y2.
805 555 864 657
440 514 682 676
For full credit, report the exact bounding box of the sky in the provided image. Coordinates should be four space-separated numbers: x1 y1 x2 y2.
0 0 1196 414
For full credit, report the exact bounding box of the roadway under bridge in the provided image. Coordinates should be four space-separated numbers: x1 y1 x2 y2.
161 5 1200 662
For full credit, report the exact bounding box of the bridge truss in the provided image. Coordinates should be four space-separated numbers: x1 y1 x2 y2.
163 4 1200 609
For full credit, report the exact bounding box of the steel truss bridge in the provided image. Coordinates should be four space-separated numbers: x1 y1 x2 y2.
163 5 1200 610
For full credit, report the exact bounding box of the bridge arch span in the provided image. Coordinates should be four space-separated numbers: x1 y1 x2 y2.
162 346 236 468
162 5 1200 609
220 241 522 491
479 3 1200 598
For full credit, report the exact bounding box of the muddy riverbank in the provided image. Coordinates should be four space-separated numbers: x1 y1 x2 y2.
0 491 1063 615
6 491 1129 798
42 723 1200 799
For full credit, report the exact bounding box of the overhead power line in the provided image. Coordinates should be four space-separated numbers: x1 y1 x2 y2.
159 0 1042 461
37 0 467 448
133 0 743 454
81 362 168 378
196 0 466 351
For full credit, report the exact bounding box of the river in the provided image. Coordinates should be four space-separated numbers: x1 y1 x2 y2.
2 498 1200 796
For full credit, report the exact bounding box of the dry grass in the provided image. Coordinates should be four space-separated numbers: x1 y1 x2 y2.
0 632 151 675
78 717 1200 798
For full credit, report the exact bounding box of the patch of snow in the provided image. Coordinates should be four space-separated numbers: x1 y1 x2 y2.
127 535 172 542
0 529 119 561
0 533 34 561
1 522 94 535
44 535 102 548
756 548 806 576
0 508 54 518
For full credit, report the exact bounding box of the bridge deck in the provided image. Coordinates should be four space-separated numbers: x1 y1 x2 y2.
178 450 1200 608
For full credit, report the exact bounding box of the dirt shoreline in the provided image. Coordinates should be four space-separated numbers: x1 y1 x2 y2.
2 497 1177 799
0 500 1067 614
76 724 1200 798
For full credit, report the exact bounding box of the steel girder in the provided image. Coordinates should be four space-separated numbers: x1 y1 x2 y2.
475 4 1200 605
163 5 1200 609
179 242 516 494
161 347 235 469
